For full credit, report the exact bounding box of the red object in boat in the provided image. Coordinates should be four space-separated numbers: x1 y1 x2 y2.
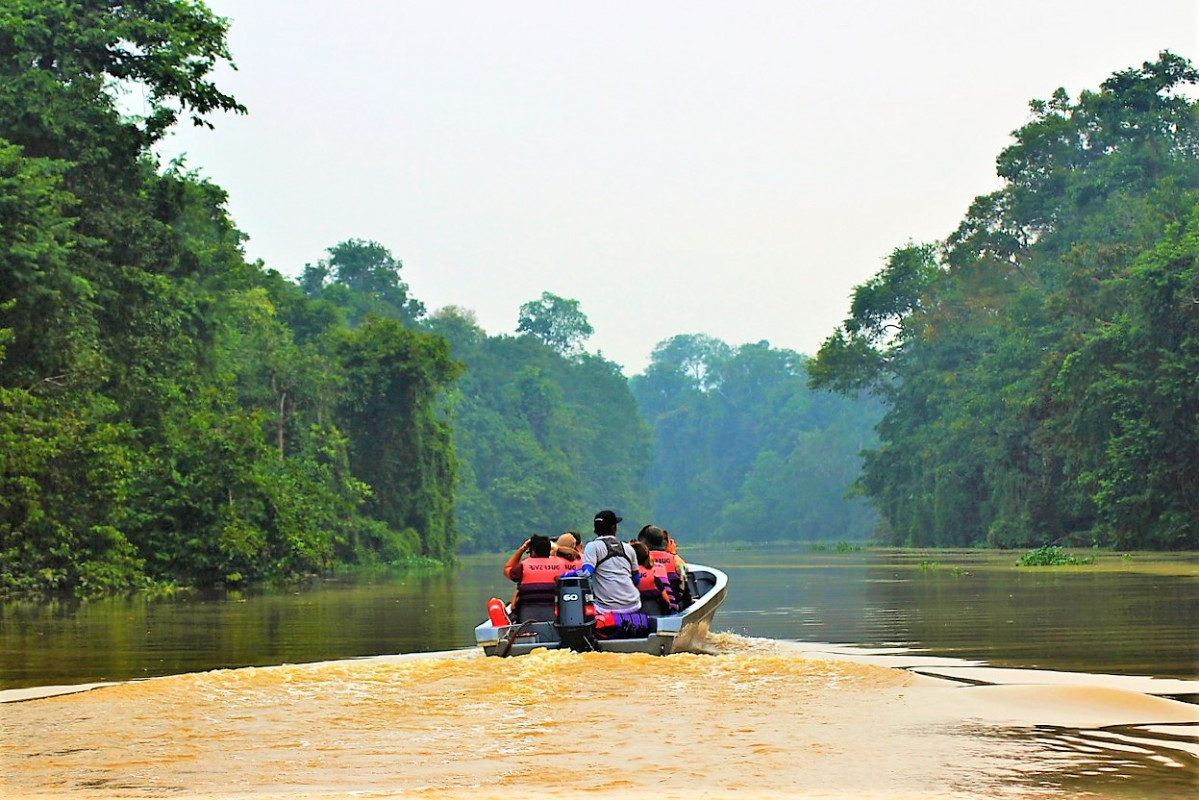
487 597 510 626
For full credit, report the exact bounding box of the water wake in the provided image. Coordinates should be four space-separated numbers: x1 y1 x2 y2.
2 635 1195 799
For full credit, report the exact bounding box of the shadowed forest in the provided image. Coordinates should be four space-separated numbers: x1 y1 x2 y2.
2 2 1197 596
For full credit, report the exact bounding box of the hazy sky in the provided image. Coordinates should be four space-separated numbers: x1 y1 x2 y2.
158 1 1198 373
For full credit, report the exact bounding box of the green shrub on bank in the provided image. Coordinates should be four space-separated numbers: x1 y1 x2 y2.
1017 545 1094 567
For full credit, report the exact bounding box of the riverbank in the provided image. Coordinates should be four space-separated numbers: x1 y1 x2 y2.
684 544 1199 576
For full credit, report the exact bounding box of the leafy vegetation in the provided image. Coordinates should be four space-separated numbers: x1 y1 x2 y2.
1017 546 1095 567
811 52 1199 551
0 2 459 595
425 303 651 552
0 0 865 594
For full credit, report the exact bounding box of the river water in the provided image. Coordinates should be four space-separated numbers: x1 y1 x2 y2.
2 546 1197 799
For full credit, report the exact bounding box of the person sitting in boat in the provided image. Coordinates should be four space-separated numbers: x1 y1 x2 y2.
503 534 573 622
638 525 690 609
566 509 641 615
630 541 675 615
550 531 583 565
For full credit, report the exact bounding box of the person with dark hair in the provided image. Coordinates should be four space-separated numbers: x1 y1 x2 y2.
638 524 690 609
503 534 572 622
630 540 674 615
570 509 640 614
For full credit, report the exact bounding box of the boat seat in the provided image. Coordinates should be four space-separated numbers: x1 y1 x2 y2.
515 601 556 623
639 597 667 617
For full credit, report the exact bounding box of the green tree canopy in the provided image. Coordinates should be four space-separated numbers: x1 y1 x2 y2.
0 0 245 150
632 336 881 543
516 291 594 356
300 239 425 327
427 302 650 553
811 52 1199 550
1 4 465 595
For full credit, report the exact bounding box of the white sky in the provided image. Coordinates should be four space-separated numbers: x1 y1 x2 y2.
158 1 1198 374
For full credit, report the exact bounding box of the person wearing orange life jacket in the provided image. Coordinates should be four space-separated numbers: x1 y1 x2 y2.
503 534 572 622
663 529 696 607
630 541 675 615
638 524 689 609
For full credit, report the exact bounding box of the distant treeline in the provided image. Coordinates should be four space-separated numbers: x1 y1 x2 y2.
2 4 1194 598
810 52 1199 550
631 335 881 543
424 298 653 553
434 314 882 554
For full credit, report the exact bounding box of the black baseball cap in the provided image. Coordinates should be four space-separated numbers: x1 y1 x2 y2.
593 509 622 527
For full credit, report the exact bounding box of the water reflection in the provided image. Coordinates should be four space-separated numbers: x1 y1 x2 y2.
973 722 1199 799
856 558 1198 679
709 547 1198 680
0 568 474 688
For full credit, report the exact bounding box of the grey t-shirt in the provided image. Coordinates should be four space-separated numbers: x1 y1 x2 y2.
582 536 641 613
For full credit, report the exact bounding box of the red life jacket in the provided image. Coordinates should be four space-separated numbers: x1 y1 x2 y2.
515 556 571 609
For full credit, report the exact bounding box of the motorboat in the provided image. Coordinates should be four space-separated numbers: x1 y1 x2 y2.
475 563 727 657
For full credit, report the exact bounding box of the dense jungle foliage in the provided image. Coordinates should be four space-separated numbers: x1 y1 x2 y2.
425 298 652 553
810 52 1199 550
3 3 1191 597
432 301 882 552
0 1 463 594
0 1 866 595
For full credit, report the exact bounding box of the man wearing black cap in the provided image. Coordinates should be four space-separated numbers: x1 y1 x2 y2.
578 509 640 614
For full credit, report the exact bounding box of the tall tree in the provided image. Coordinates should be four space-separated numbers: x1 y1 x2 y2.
1 4 467 595
334 318 461 560
516 291 594 356
0 0 245 153
300 239 425 327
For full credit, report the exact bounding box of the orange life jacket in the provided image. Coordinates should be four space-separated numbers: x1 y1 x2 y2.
557 550 584 568
515 556 572 609
635 565 660 595
636 564 676 613
649 550 685 606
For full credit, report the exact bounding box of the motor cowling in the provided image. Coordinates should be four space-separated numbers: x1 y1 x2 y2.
555 574 596 652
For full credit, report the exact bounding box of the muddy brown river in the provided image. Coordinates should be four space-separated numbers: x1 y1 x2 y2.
2 547 1196 798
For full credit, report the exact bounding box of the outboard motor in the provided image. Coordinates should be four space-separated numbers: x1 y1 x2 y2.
555 575 596 652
